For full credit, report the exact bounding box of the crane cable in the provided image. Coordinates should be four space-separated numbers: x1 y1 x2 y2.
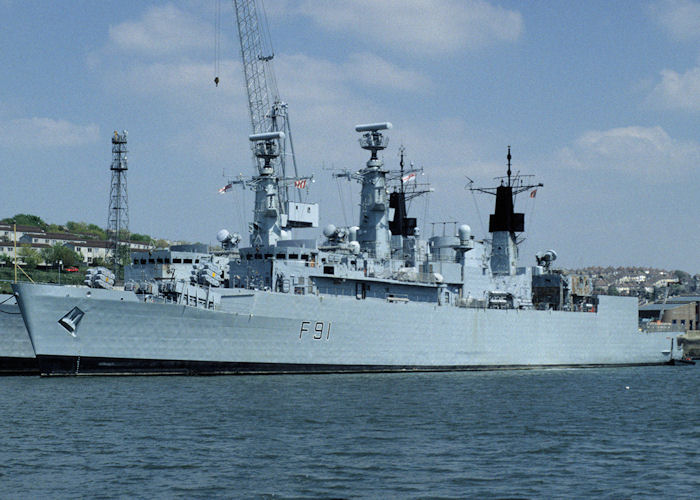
214 0 221 86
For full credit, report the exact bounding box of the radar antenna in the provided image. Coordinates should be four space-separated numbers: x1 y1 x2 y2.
232 0 302 203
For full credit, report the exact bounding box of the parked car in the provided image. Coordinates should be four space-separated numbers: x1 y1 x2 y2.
65 267 79 272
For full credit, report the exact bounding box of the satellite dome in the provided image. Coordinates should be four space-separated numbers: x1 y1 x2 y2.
217 229 231 242
458 224 471 242
323 224 337 238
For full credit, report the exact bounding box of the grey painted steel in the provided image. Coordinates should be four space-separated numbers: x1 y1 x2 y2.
8 123 683 375
0 294 36 367
14 283 677 374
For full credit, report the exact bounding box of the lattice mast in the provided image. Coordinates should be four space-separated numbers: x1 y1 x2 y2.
107 130 129 277
233 0 300 200
231 0 316 247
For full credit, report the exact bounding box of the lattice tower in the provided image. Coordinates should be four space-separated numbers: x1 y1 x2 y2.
107 130 129 276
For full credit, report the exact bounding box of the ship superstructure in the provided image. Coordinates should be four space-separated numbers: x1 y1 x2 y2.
11 122 683 375
8 0 683 375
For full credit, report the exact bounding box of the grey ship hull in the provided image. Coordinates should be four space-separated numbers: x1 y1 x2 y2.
14 283 676 376
0 294 38 375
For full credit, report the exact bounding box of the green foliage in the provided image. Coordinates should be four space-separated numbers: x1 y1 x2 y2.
40 244 81 267
130 233 151 243
3 214 158 249
91 256 107 267
674 270 690 282
154 239 169 248
87 224 107 239
105 244 131 280
18 245 40 269
0 267 85 292
46 224 67 233
1 213 47 229
66 221 106 239
0 253 10 266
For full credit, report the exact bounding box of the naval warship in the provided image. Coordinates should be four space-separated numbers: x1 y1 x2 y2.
12 123 683 375
10 0 683 375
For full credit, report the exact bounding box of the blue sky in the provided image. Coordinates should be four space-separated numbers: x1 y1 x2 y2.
1 0 698 272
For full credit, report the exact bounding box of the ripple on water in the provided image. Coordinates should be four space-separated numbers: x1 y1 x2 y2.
1 366 699 497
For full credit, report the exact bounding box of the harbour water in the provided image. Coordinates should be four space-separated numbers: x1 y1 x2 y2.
1 366 698 498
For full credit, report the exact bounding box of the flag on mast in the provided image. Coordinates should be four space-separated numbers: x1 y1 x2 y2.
218 183 233 194
402 172 416 183
530 189 537 198
294 179 307 189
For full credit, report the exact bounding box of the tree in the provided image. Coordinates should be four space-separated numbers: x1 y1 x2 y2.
65 221 108 239
1 213 47 229
674 270 690 285
46 223 67 233
18 245 40 269
41 244 81 267
130 233 151 243
86 223 106 239
0 253 10 266
91 256 107 267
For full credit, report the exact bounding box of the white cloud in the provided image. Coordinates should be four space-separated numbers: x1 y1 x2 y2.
647 66 700 111
343 53 431 91
109 59 242 96
294 0 523 56
0 118 99 148
652 0 700 40
109 4 212 55
275 52 430 102
558 125 700 179
95 57 247 129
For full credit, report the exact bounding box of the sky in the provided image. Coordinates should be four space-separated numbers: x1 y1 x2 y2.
0 0 698 273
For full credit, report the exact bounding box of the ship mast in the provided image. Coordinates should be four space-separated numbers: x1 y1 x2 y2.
470 147 542 275
355 122 393 260
232 0 315 246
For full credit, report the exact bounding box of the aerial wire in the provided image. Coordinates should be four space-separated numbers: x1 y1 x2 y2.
469 187 487 239
336 177 348 227
214 0 221 86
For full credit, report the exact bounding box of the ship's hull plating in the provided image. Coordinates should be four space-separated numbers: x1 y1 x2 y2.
14 283 676 376
0 294 38 375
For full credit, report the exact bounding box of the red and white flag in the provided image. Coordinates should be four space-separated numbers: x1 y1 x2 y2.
401 173 416 183
294 179 307 189
218 183 233 194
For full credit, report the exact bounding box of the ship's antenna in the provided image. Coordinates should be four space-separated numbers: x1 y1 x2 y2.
507 145 512 186
399 145 405 196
